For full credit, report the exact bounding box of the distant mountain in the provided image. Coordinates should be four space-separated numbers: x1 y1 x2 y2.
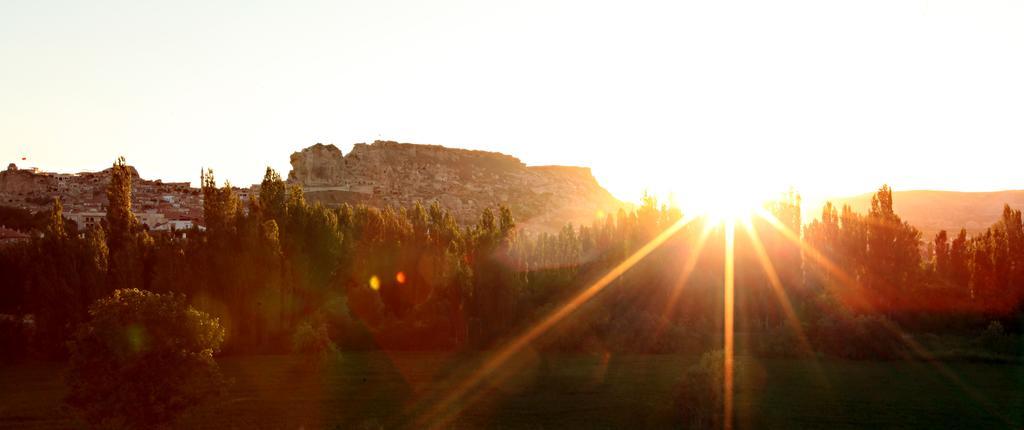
288 141 624 233
824 190 1024 238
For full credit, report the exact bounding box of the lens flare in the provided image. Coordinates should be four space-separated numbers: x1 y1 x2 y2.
369 275 381 291
126 324 146 354
417 216 696 429
752 208 1012 427
396 271 407 284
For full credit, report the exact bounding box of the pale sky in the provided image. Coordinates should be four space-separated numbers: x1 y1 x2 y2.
2 0 1023 213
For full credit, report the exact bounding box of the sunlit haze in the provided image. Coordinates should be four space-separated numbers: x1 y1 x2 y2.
4 3 1024 428
3 0 1024 212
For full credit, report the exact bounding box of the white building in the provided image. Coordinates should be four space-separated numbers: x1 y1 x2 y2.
152 219 201 232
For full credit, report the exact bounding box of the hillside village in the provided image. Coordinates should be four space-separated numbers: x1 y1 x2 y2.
6 141 1024 242
0 162 212 234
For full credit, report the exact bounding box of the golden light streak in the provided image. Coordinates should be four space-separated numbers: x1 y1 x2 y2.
723 220 735 430
655 222 713 337
417 216 697 429
753 207 1012 427
754 209 852 288
742 220 815 356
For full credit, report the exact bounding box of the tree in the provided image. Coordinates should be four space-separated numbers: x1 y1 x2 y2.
20 199 110 356
46 197 67 240
804 202 840 291
970 231 997 302
106 157 147 293
933 230 950 279
865 185 921 307
949 228 970 296
66 289 226 429
258 167 287 222
105 157 138 248
838 204 867 280
200 168 239 236
999 205 1024 304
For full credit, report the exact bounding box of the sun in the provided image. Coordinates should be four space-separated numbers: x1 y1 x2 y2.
696 193 757 224
686 180 768 225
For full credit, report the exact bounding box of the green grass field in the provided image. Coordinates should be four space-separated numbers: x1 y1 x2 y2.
1 352 1021 429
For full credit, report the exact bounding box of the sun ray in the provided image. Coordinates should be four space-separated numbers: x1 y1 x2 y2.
723 219 735 430
752 208 1013 427
741 220 835 394
752 208 880 311
654 221 713 338
741 219 816 356
416 216 697 429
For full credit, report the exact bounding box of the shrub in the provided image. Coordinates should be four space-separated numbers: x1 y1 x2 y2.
292 317 339 358
321 295 375 350
676 350 725 429
978 321 1014 355
66 289 226 429
676 350 767 429
810 313 905 360
754 324 812 358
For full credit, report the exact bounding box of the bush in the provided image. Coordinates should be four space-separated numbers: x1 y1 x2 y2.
676 350 766 429
754 324 812 358
66 289 226 429
810 314 906 360
292 317 339 358
321 295 376 350
978 321 1015 355
676 350 725 429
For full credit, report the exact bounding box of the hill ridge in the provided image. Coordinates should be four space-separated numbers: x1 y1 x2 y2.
287 140 623 233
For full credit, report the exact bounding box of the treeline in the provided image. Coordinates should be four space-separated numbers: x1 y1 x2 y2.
1 160 1022 360
804 186 1024 319
0 160 684 356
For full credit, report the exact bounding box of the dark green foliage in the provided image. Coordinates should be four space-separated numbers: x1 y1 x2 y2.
0 200 77 234
810 313 906 360
675 350 767 429
258 167 287 222
105 157 151 293
977 321 1016 355
2 199 110 356
676 350 725 429
0 205 41 231
753 324 810 358
292 315 338 355
66 289 226 429
3 168 1024 361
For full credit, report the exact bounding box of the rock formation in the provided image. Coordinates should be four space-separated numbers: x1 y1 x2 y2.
288 141 623 232
286 144 347 187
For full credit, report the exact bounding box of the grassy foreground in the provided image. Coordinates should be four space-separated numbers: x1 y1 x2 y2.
0 352 1021 429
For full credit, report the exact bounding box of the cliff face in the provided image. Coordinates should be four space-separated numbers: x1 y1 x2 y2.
0 168 50 195
1 165 143 197
286 144 346 187
288 141 623 232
